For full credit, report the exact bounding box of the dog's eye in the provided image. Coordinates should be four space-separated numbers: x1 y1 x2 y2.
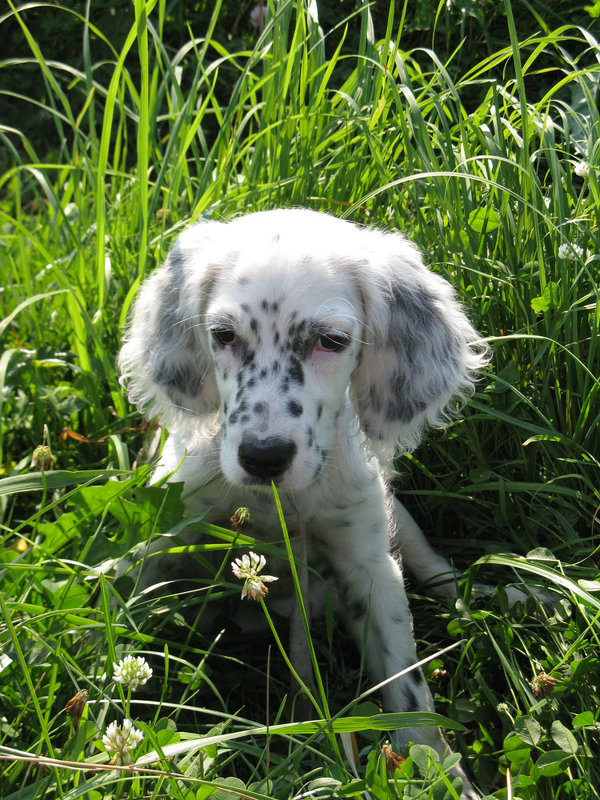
211 328 237 347
315 332 350 352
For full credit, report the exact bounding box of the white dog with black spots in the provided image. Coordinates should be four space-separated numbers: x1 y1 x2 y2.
119 208 497 798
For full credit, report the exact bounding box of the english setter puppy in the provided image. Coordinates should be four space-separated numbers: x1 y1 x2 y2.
119 208 490 798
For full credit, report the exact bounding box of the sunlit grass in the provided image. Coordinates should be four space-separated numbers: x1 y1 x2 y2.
0 0 599 798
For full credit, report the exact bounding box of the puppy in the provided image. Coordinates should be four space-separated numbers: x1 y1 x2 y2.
119 208 491 798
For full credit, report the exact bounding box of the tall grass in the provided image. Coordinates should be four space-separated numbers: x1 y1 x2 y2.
1 1 599 798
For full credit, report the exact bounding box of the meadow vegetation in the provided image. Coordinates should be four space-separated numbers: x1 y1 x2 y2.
0 0 599 798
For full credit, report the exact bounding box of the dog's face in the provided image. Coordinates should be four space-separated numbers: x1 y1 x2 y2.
119 209 488 487
205 255 363 489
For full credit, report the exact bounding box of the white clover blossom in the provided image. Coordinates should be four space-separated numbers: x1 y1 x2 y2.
250 3 267 29
102 719 143 765
113 655 152 691
558 242 584 261
573 160 590 179
231 551 278 600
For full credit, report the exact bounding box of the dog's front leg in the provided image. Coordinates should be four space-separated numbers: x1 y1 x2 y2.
321 514 478 799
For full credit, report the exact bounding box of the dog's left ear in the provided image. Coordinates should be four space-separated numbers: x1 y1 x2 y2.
350 230 490 451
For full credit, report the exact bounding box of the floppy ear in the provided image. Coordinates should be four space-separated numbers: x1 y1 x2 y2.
118 222 223 429
350 230 490 452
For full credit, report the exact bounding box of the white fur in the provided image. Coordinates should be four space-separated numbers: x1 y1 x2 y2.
119 208 492 798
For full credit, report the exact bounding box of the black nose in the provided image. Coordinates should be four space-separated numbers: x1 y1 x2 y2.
238 435 297 480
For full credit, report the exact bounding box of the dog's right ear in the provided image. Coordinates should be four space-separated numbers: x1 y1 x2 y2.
118 223 222 428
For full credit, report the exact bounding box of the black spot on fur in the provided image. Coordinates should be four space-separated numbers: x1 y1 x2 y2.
368 386 383 414
229 399 248 425
287 400 303 417
381 281 461 423
287 319 312 358
287 357 304 385
347 596 368 621
316 403 323 420
386 373 427 422
153 362 202 397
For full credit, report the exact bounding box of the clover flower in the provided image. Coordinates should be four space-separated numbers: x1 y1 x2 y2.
531 672 559 698
31 425 55 470
113 655 152 691
250 3 267 29
230 506 253 530
102 719 144 765
573 160 590 179
31 445 55 470
382 743 405 772
231 551 278 600
558 242 584 260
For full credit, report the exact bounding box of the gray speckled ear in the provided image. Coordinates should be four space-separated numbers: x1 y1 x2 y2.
118 227 221 427
350 237 489 451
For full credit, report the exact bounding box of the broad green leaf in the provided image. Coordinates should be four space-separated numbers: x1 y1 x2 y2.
573 711 596 727
531 281 560 312
467 206 501 233
514 716 542 746
551 720 578 754
503 734 531 767
535 749 572 776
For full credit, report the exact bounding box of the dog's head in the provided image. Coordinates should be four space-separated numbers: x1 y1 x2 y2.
119 209 489 489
